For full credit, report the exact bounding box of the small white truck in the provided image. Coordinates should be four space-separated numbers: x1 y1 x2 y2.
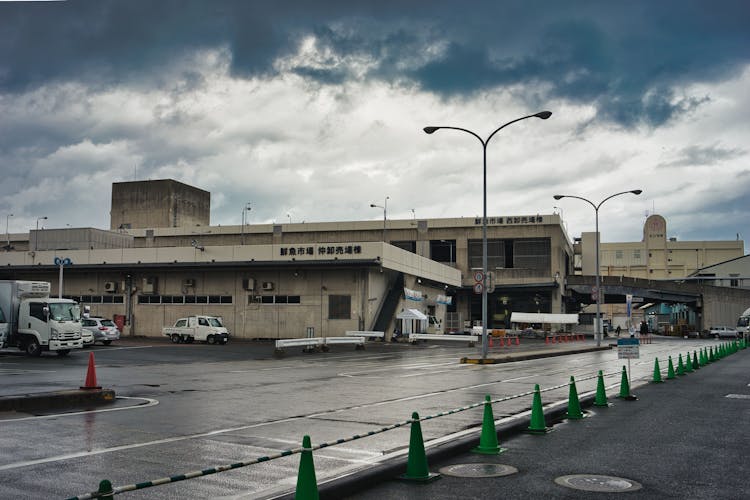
162 315 230 344
0 280 84 356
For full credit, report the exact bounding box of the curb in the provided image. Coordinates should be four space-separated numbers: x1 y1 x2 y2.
460 345 612 364
0 388 116 412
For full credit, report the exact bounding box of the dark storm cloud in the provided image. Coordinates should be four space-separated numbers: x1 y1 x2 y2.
1 0 748 128
660 144 747 168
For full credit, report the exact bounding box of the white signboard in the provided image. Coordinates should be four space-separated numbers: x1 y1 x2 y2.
617 338 640 359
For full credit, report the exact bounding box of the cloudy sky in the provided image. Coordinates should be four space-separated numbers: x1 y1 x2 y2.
1 0 748 249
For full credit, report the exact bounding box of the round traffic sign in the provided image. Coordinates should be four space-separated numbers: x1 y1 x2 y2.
473 271 484 283
473 283 483 294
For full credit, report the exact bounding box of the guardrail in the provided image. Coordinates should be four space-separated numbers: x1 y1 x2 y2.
274 336 366 357
345 330 385 339
408 333 478 346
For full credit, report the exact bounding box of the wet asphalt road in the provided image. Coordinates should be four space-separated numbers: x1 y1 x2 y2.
0 336 738 499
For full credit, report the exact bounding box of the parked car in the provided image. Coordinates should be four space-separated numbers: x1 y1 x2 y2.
82 317 121 345
80 325 95 346
708 326 739 339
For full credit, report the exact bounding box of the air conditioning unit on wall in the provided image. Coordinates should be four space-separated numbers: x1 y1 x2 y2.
142 276 158 294
104 281 118 293
242 278 255 291
262 281 274 291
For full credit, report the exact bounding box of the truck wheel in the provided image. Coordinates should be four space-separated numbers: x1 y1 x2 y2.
102 340 112 346
221 336 228 345
25 339 42 357
57 349 71 356
207 335 216 345
171 334 181 344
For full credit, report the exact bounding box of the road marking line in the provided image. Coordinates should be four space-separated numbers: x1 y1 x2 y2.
0 397 159 423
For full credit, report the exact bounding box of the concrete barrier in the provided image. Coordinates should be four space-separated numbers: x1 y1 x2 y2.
274 336 366 357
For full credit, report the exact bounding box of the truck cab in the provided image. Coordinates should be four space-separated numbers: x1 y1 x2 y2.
18 298 84 356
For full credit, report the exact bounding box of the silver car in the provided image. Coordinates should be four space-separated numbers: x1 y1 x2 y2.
82 317 121 345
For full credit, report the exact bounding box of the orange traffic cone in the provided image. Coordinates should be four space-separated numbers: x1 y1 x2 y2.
81 352 102 390
515 336 520 346
489 336 494 348
545 336 549 345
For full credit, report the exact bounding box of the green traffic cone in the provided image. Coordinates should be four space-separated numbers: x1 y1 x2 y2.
684 352 693 373
400 412 440 482
594 370 610 407
692 351 699 370
699 349 706 367
708 347 715 363
677 354 685 375
97 480 114 500
526 384 550 434
618 365 636 400
295 435 319 500
472 395 506 454
566 376 584 419
651 358 663 383
666 356 676 380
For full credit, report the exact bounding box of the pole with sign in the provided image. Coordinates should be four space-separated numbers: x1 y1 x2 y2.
617 337 639 398
54 257 72 298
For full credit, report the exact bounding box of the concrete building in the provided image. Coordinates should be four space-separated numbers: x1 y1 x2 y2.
689 254 750 290
0 180 574 339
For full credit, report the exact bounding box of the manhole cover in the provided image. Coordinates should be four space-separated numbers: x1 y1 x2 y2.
555 474 642 492
439 463 518 478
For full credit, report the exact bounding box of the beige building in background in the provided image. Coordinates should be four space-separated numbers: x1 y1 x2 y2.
578 214 744 280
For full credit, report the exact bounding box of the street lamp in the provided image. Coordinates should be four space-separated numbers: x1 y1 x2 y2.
424 110 552 359
370 196 389 242
241 202 252 245
553 189 643 346
34 216 48 252
5 213 13 250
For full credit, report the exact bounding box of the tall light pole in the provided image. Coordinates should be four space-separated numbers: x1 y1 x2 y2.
424 111 552 359
5 213 13 250
34 216 47 251
241 202 252 245
370 196 389 242
553 189 643 346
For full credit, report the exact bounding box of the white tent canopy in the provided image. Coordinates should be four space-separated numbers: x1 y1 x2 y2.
510 312 579 325
397 308 428 335
397 309 427 320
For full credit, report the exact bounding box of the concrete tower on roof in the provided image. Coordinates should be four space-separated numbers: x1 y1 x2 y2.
110 179 210 230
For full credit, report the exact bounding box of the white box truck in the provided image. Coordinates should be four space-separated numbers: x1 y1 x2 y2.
0 280 84 356
738 307 750 338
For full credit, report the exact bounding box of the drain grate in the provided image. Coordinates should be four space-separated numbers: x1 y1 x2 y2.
439 463 518 478
555 474 642 492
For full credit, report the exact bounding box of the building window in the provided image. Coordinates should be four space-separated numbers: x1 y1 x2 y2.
328 295 351 319
633 249 641 261
513 239 551 270
137 295 232 305
615 250 623 260
250 295 301 305
468 239 505 269
392 241 416 253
